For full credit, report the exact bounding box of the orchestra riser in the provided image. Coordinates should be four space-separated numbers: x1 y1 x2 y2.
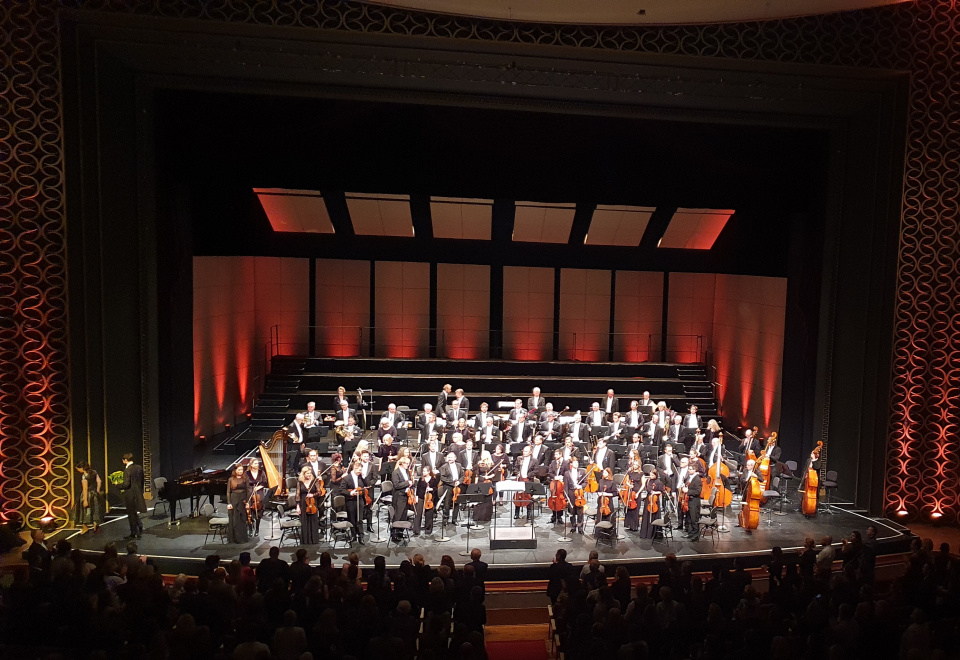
66 498 912 580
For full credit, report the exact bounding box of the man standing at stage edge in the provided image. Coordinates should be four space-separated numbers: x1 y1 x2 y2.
119 453 147 539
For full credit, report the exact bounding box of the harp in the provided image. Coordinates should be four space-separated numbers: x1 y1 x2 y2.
259 427 288 494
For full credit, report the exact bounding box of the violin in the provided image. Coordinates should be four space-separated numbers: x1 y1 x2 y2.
317 476 326 498
452 482 461 503
599 495 612 517
548 478 567 512
574 487 586 508
647 490 659 514
305 494 318 515
679 488 690 514
801 441 822 517
407 487 416 506
620 475 637 510
463 469 474 485
424 491 434 510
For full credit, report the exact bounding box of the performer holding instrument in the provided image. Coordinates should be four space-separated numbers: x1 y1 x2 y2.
596 468 617 522
391 456 415 540
799 441 824 517
639 468 665 539
244 458 269 535
622 462 644 532
341 461 369 545
225 464 250 544
412 465 439 535
563 458 587 534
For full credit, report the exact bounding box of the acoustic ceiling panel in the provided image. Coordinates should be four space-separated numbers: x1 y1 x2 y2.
658 208 734 249
513 201 576 243
254 188 335 234
345 192 414 237
430 197 493 240
584 205 656 246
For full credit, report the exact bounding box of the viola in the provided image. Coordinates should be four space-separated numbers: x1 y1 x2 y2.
548 478 567 512
801 441 822 517
574 488 586 508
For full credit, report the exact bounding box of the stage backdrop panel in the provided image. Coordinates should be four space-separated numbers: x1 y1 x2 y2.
315 259 370 357
193 256 257 438
613 271 664 362
559 269 611 361
503 266 555 360
712 274 787 434
666 272 717 363
253 257 310 357
375 261 430 358
437 263 490 359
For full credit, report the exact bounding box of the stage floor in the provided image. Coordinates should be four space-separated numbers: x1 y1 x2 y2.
66 494 913 579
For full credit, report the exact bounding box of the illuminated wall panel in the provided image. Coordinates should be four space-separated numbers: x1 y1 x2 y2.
253 257 310 357
613 271 664 362
315 259 370 357
559 269 610 361
375 262 430 358
193 257 258 438
665 273 716 363
437 263 490 359
503 266 555 360
711 274 787 434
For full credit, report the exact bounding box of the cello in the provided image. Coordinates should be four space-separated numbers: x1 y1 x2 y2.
738 472 762 530
801 441 823 517
548 477 567 513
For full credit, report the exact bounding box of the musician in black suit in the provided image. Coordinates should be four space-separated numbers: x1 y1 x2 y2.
657 444 680 491
602 389 620 422
539 413 563 443
527 387 546 417
458 439 479 476
652 402 670 434
638 391 655 414
452 389 469 416
624 401 645 431
420 414 444 444
513 446 536 519
476 416 501 446
592 437 616 472
566 415 590 444
547 449 567 480
563 459 586 533
341 462 369 545
642 419 658 444
446 400 468 426
665 414 684 450
529 435 548 468
538 403 557 423
391 456 415 537
739 429 762 466
560 436 579 463
421 438 443 473
437 383 453 418
506 416 531 446
334 401 355 427
586 402 606 429
333 386 350 413
416 403 434 430
605 412 626 442
119 453 147 539
682 405 702 440
303 449 326 481
508 399 526 422
678 457 703 540
438 453 463 524
288 414 306 447
473 402 495 431
380 403 405 430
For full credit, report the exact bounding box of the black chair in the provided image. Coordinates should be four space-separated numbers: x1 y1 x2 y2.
276 504 301 547
202 503 228 544
152 477 178 519
821 470 839 513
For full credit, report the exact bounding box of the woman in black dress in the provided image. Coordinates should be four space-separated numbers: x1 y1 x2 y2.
472 453 496 522
639 468 665 539
74 461 105 535
297 465 321 545
490 444 508 481
413 465 439 535
245 458 269 536
226 464 250 544
596 468 618 523
623 462 645 532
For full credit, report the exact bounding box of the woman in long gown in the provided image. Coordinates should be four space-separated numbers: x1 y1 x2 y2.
74 461 105 534
472 452 496 522
226 464 250 544
596 468 617 523
623 462 645 532
245 458 269 536
297 465 321 545
639 468 665 539
413 465 439 535
490 444 508 481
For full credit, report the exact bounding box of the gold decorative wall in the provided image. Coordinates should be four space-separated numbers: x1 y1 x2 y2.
1 0 956 525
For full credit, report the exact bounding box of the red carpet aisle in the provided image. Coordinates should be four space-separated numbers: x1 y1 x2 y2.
485 639 549 660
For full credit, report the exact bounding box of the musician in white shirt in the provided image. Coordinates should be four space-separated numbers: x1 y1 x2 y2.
477 416 500 445
527 387 545 416
654 402 669 430
474 402 495 430
624 400 644 430
302 402 319 428
603 389 619 422
380 403 405 429
587 402 605 428
514 446 535 519
508 399 526 421
639 391 655 412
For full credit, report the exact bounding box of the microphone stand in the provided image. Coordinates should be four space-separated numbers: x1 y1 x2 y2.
556 477 572 543
435 486 452 542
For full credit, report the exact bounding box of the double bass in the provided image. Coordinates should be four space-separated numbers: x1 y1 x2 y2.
707 457 732 508
548 477 567 512
738 472 762 530
801 441 823 517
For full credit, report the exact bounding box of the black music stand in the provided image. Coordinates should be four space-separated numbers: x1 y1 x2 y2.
457 489 485 557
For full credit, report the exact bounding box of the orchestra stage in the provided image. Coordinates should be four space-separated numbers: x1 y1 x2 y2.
65 496 913 581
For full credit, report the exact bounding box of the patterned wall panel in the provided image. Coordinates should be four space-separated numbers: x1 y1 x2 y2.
1 0 956 524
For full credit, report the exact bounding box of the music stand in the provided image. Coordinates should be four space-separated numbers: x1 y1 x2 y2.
457 488 485 557
435 487 453 542
495 481 527 527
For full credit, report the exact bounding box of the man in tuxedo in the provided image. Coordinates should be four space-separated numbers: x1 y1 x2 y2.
380 403 405 430
527 387 545 417
119 453 146 539
514 446 536 519
605 412 626 442
446 400 467 426
358 451 377 532
304 449 326 481
508 415 531 447
452 388 469 416
420 413 444 444
416 403 434 430
740 428 761 464
603 389 619 422
624 400 644 431
626 432 642 456
459 439 479 475
538 402 556 423
639 391 655 414
288 413 306 447
658 444 680 491
587 402 606 429
477 416 500 446
567 413 590 444
678 458 703 540
593 437 615 472
343 415 363 439
529 434 548 468
437 383 453 419
341 461 368 545
438 453 463 524
642 418 658 445
666 414 684 450
422 438 443 472
302 401 320 428
653 402 670 433
335 400 355 427
508 399 526 422
473 402 495 430
561 436 579 462
539 412 563 443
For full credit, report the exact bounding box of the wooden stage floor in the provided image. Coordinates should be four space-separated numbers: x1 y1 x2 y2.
65 493 913 580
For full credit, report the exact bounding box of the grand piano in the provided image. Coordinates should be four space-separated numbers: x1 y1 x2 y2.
158 467 228 523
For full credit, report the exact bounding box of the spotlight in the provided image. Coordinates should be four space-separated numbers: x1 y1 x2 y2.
897 509 908 517
931 512 942 519
199 435 206 442
246 413 252 420
224 423 232 432
38 516 57 533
